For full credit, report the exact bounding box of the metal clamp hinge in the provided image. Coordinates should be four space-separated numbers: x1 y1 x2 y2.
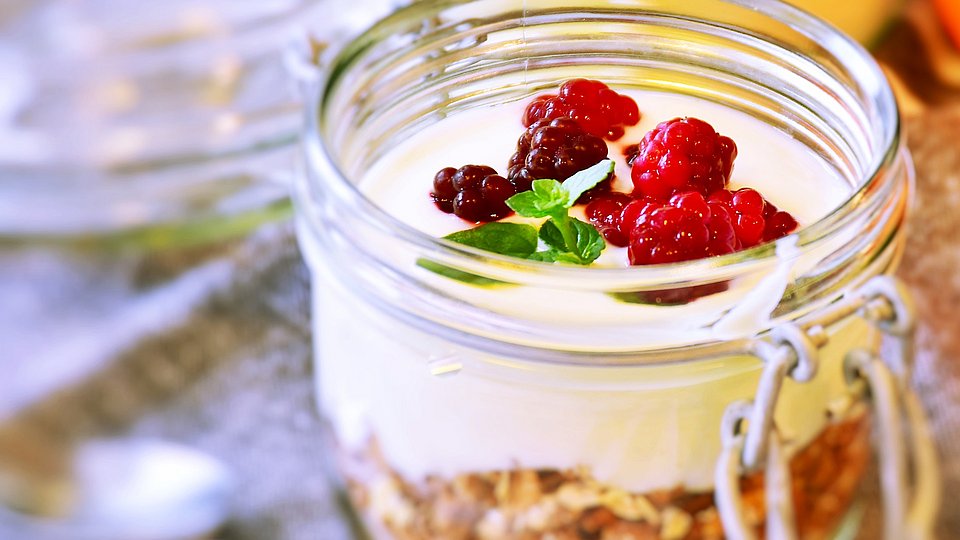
714 276 940 540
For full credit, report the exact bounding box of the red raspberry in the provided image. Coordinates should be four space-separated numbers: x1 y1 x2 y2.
707 188 799 248
584 192 633 246
616 191 735 304
619 193 716 265
508 117 611 202
630 117 737 201
522 79 641 141
590 185 797 304
585 191 737 258
431 165 516 223
760 199 800 242
705 201 738 256
585 191 741 264
765 210 799 242
588 187 799 259
628 205 710 265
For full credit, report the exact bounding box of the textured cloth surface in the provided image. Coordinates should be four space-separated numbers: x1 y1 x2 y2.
1 225 353 539
4 6 960 540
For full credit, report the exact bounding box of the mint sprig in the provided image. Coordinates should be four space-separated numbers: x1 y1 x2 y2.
419 160 614 285
502 179 570 218
559 160 618 204
538 217 605 263
444 222 539 258
507 159 613 265
506 160 614 219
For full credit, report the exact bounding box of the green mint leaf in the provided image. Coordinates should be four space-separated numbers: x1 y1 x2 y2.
416 259 511 287
526 250 559 263
608 289 701 306
560 159 614 203
536 217 604 264
506 160 614 219
443 161 614 269
608 291 663 305
506 179 569 218
527 250 583 264
528 218 604 265
444 222 539 258
570 217 605 264
538 219 568 252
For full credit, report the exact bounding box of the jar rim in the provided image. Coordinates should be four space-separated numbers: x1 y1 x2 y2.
302 0 901 291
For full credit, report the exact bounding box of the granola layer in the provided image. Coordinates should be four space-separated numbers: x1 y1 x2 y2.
331 413 870 540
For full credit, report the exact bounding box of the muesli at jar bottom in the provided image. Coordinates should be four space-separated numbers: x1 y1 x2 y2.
331 411 868 540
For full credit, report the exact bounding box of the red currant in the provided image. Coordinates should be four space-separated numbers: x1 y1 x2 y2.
522 79 641 141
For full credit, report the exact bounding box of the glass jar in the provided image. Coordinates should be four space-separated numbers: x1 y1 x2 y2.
294 1 936 538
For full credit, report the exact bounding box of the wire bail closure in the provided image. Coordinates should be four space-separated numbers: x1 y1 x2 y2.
714 276 940 540
847 276 940 540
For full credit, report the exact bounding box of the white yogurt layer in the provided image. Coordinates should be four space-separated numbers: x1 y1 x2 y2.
312 278 873 493
302 90 865 493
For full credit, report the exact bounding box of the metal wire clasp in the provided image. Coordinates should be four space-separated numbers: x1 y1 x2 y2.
714 323 816 540
845 277 940 540
714 276 940 540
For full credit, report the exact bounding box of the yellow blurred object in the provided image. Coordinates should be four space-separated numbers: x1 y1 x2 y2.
790 0 905 45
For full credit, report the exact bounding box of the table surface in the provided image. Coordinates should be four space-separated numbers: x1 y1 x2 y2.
3 1 960 539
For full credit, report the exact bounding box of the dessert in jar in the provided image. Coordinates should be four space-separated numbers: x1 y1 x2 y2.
294 1 937 538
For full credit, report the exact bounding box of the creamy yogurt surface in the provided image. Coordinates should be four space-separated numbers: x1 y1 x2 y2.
360 90 850 267
304 89 864 494
346 89 856 348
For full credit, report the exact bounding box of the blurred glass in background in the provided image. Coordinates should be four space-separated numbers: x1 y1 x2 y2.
0 2 394 537
0 0 391 248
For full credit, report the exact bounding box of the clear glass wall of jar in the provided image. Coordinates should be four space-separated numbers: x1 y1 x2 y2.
294 1 923 538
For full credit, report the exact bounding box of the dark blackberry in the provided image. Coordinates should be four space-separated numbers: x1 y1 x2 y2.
507 117 611 203
431 165 515 223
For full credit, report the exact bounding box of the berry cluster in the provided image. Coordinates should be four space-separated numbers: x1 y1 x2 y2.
522 79 641 141
587 116 798 266
507 117 611 202
587 187 798 264
431 165 516 223
630 117 737 200
431 79 628 221
708 189 800 244
429 83 799 272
